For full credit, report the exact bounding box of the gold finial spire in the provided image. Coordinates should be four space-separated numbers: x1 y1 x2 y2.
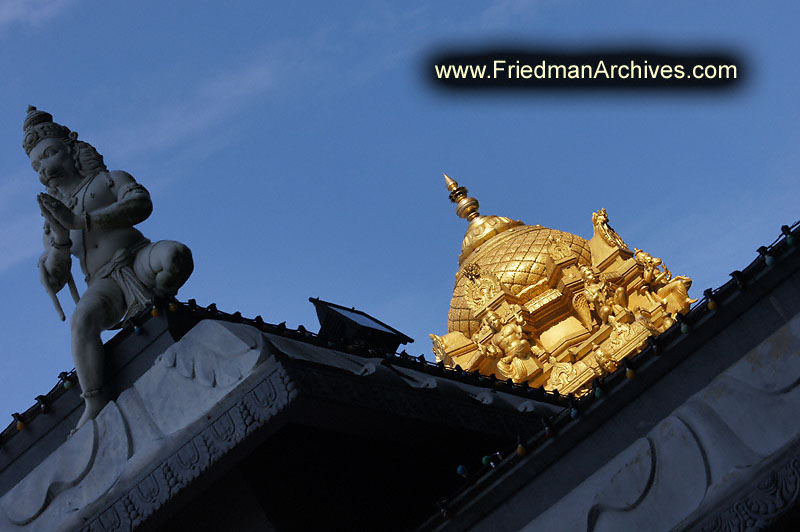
443 173 480 222
443 172 458 191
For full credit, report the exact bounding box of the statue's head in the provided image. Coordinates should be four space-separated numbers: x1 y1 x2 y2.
23 106 107 188
634 248 660 268
580 265 598 283
484 310 502 332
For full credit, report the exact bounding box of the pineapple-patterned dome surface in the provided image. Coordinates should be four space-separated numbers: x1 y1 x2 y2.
448 224 591 337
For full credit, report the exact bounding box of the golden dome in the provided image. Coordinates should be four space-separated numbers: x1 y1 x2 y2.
441 174 592 337
433 175 696 398
449 223 591 337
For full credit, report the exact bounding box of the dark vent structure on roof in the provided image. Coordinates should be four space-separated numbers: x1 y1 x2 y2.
310 297 414 353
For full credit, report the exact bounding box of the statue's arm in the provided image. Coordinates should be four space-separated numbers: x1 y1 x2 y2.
86 171 153 230
38 220 71 293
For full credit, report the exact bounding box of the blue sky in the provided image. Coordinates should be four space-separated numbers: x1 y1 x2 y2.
0 0 798 423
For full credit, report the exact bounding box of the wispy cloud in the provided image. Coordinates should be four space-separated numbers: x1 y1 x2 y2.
0 212 42 275
480 0 544 28
0 172 43 275
0 173 33 212
102 59 273 161
0 0 73 30
340 1 547 85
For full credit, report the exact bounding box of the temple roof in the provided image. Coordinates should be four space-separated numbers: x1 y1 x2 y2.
0 295 562 504
0 220 797 531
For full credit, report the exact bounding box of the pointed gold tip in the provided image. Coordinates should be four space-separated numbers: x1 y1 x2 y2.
443 173 458 192
443 173 480 222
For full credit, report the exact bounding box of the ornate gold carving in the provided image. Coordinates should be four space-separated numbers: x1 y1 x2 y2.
491 315 534 381
591 344 618 375
572 293 594 332
463 262 481 282
634 249 698 316
432 176 696 397
430 333 448 363
592 207 628 250
546 357 578 390
547 235 574 261
465 271 506 312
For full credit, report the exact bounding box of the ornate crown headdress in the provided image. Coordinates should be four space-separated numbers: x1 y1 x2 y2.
22 105 77 155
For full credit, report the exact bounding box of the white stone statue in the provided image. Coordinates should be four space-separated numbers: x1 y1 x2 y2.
23 106 194 431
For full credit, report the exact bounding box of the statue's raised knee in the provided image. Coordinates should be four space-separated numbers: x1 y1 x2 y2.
154 242 193 296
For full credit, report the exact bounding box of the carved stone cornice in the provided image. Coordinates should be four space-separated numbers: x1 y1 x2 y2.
690 444 800 532
79 364 295 532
